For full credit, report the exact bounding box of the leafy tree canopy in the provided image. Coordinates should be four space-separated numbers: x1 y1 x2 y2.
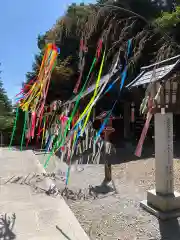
155 6 180 42
0 72 13 131
25 0 180 104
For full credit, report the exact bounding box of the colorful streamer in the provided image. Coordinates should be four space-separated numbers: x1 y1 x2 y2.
10 43 59 151
20 111 28 151
94 39 132 141
135 112 153 157
44 57 97 168
80 50 106 134
9 107 19 149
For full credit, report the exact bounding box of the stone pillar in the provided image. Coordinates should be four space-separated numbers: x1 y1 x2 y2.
141 113 180 219
155 113 173 195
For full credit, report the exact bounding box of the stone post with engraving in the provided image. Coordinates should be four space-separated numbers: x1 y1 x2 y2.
141 112 180 219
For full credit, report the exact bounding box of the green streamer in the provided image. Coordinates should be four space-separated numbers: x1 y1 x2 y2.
59 57 97 145
44 57 97 168
9 107 19 149
20 111 28 151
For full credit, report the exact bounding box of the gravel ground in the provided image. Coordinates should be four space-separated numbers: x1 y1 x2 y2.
37 152 180 240
66 159 180 240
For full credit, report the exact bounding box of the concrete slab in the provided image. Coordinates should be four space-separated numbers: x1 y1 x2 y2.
0 148 90 240
0 184 31 203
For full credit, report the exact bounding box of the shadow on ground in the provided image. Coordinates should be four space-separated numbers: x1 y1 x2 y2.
0 213 16 239
90 184 114 195
159 218 180 240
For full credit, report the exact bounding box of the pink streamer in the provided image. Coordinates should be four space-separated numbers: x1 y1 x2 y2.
31 112 36 139
135 113 152 157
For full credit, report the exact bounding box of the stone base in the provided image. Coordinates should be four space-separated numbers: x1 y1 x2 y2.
140 200 180 220
140 189 180 220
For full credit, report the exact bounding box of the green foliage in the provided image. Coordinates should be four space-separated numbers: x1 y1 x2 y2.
155 6 180 30
0 78 13 132
97 0 162 19
24 3 97 102
155 6 180 43
25 0 180 105
37 34 46 50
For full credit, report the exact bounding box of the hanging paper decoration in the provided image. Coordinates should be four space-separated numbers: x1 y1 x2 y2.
80 49 106 135
11 35 135 178
60 39 104 144
9 43 60 150
48 39 132 163
94 39 132 142
67 46 119 155
57 40 132 170
73 38 88 94
45 56 97 167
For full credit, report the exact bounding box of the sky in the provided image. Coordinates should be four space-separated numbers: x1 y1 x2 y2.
0 0 95 101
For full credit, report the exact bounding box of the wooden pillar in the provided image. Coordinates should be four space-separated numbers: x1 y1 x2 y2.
130 102 135 139
124 102 131 139
103 127 115 183
104 161 112 182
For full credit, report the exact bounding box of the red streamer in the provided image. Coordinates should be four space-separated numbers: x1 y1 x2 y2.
31 112 36 139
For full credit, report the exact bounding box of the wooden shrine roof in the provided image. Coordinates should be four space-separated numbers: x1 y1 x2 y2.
126 55 180 89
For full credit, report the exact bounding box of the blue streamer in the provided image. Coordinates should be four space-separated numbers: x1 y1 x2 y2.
59 40 133 151
120 67 127 90
72 120 83 153
104 84 113 94
94 113 110 142
45 135 52 152
127 39 132 57
94 39 132 141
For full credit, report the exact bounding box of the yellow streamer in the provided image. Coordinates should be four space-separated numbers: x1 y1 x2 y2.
20 45 58 113
76 50 106 131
